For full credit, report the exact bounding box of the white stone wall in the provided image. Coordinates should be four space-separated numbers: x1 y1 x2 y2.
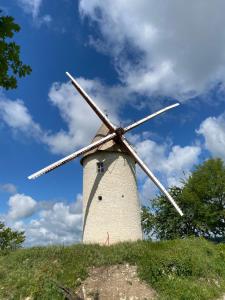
82 151 143 244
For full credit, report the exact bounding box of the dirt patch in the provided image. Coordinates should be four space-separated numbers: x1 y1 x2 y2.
75 264 157 300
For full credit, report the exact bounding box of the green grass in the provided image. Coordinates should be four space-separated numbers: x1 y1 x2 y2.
0 238 224 299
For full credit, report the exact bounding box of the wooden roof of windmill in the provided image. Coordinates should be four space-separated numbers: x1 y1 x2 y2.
80 123 129 164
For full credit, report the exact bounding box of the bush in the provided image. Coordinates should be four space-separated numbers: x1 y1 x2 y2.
0 221 25 251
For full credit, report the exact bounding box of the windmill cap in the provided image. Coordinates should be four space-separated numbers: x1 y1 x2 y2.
80 123 130 165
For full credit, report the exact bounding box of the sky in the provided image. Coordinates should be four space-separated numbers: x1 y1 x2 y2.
0 0 225 246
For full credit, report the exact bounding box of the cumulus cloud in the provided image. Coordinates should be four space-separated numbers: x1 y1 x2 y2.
197 112 225 160
0 94 42 138
79 0 225 100
8 193 37 220
8 194 83 246
45 79 123 154
0 79 125 156
0 183 17 194
17 0 51 26
136 137 201 183
162 145 201 186
132 133 201 202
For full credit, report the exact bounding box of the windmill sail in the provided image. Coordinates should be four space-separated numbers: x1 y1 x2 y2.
28 132 116 179
121 137 184 216
28 71 183 216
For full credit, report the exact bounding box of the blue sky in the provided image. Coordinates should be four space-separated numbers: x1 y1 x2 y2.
0 0 225 246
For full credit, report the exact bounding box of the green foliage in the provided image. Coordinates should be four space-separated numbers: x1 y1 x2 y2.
0 222 25 251
142 158 225 241
0 11 32 89
0 238 224 299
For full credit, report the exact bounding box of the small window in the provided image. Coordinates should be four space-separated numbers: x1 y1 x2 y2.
98 195 102 201
97 161 104 173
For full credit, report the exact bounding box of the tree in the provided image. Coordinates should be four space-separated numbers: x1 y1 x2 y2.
0 221 25 251
0 11 32 89
142 158 225 242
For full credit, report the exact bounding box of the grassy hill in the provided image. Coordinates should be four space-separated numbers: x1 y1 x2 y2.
0 238 224 299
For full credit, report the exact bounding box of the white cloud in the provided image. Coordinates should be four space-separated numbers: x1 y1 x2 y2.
79 0 225 100
12 220 25 232
8 194 83 246
18 0 42 18
8 193 37 220
45 80 101 154
0 94 42 138
0 78 126 156
161 145 201 186
197 112 225 160
135 137 200 181
45 79 125 154
133 133 201 202
135 139 166 175
17 0 51 26
0 183 17 194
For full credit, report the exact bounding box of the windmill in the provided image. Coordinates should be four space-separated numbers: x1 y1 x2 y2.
28 72 183 244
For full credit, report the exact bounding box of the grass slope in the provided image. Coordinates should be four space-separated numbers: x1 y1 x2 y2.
0 238 225 300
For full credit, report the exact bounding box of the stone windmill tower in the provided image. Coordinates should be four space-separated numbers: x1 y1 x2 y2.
28 72 183 245
81 124 142 244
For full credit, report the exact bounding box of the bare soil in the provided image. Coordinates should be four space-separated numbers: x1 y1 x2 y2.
75 264 157 300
